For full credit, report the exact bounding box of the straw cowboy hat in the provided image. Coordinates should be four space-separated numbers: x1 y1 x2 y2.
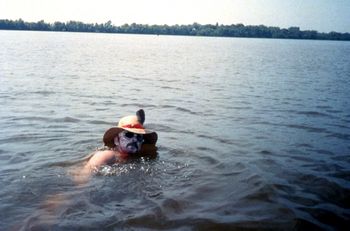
103 109 158 148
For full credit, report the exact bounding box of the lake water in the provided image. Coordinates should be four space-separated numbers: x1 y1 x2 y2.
0 30 349 230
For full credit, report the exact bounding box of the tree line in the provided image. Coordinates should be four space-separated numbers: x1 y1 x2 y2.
1 19 349 41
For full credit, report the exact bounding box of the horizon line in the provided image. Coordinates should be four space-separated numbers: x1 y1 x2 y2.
2 18 350 34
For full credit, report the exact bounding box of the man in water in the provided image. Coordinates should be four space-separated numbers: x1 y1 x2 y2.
14 109 157 229
78 109 158 179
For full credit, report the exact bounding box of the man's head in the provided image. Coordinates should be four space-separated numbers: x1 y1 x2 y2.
103 109 158 154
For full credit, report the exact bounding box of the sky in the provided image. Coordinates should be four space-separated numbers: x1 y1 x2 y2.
1 0 349 33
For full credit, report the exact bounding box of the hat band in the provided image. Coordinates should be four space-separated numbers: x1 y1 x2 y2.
122 124 144 129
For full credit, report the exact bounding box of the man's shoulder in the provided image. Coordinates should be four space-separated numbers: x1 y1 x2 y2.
95 149 116 156
88 150 117 167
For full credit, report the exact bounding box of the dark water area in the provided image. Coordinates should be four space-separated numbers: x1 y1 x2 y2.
0 30 350 230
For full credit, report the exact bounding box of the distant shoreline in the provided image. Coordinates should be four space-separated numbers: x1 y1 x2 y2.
1 19 349 41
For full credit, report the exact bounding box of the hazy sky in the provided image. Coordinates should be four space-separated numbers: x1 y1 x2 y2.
1 0 349 33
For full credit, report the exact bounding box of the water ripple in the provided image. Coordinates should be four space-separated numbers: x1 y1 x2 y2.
1 31 350 230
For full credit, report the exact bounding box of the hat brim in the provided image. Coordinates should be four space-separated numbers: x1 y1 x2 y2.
103 127 158 148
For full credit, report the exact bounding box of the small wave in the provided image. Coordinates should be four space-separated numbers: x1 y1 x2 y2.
158 104 177 109
121 76 145 82
157 78 180 83
326 109 343 114
296 143 314 148
160 198 187 214
330 154 350 163
150 124 175 132
87 120 112 125
259 150 273 155
30 90 56 96
289 154 315 162
46 124 67 129
11 116 51 122
72 139 98 146
0 133 45 144
0 94 15 100
197 155 220 165
95 108 109 111
284 124 328 133
196 146 216 152
296 110 333 118
329 171 350 182
240 183 276 202
273 183 296 195
119 103 157 108
54 117 81 123
326 132 350 141
295 173 350 209
316 105 331 109
252 156 280 167
159 85 182 91
175 106 198 115
214 162 247 176
313 149 335 155
227 106 253 110
0 153 11 161
298 206 349 230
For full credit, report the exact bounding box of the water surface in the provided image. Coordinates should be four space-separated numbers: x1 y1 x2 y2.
0 30 350 230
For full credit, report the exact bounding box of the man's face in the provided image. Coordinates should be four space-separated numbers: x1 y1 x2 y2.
115 131 143 154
